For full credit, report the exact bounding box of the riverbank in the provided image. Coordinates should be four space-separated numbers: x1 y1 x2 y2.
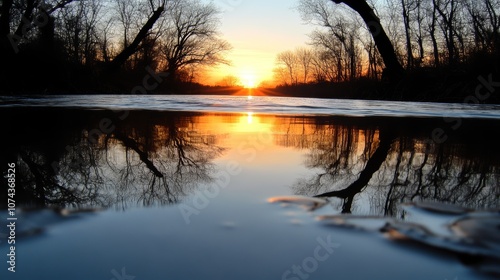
1 65 499 104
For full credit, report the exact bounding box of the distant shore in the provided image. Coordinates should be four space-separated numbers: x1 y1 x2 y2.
2 67 499 105
144 72 500 105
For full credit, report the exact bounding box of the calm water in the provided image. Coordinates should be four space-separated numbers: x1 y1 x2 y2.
1 95 499 279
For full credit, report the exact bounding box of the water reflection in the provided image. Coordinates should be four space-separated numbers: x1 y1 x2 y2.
2 109 499 215
2 109 224 209
282 117 500 215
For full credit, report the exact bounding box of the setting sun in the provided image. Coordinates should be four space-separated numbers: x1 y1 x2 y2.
241 74 256 88
240 70 258 88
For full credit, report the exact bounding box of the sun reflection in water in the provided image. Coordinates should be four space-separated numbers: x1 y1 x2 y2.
247 88 253 100
247 112 253 124
229 112 272 134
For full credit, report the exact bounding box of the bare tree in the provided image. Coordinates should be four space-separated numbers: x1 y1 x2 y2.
275 50 299 85
107 0 166 71
115 0 137 50
413 0 426 66
96 17 115 63
1 0 77 55
359 35 383 80
401 0 415 68
308 29 345 81
432 0 460 65
464 0 500 55
299 0 360 81
427 0 441 66
217 75 240 87
160 0 231 81
310 48 337 82
296 47 314 83
56 0 103 66
329 0 405 81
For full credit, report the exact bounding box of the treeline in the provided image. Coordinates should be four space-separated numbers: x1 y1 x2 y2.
0 0 230 94
273 0 499 102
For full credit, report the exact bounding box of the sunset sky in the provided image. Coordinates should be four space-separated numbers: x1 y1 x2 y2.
206 0 315 86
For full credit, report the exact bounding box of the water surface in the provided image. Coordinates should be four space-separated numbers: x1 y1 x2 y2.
2 94 500 118
1 95 499 279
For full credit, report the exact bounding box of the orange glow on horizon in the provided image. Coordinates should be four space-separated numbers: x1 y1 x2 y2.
228 87 286 98
239 69 257 88
207 47 277 87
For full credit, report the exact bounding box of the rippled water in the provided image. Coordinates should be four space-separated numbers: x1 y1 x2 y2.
2 94 500 118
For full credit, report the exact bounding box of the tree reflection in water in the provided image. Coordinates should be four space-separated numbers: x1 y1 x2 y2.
278 117 500 216
2 109 499 216
3 109 224 209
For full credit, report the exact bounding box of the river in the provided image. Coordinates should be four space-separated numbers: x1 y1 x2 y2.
1 95 499 279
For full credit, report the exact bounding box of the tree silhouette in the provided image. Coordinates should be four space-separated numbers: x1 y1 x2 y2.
160 0 231 82
107 1 165 72
283 116 500 215
330 0 404 81
2 109 224 209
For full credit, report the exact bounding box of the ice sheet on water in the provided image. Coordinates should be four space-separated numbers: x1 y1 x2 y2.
269 197 500 275
0 208 100 240
2 95 500 119
267 195 328 211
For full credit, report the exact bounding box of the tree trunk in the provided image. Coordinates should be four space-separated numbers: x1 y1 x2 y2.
114 132 164 178
331 0 404 82
14 0 36 37
1 0 15 93
315 128 395 199
430 4 440 67
0 0 13 55
0 0 12 36
401 0 414 69
107 5 164 72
